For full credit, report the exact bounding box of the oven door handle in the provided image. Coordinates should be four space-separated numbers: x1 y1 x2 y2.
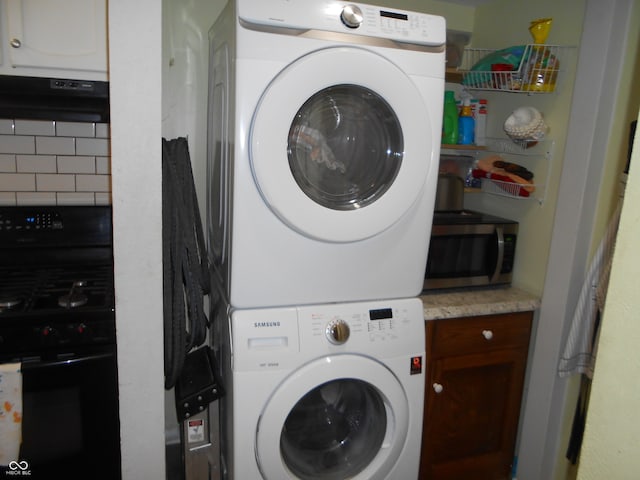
20 351 115 371
490 226 505 283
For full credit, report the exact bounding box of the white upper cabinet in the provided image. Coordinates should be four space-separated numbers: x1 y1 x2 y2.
3 0 107 79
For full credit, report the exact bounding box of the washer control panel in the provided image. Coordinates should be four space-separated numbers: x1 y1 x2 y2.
233 298 425 370
304 303 417 348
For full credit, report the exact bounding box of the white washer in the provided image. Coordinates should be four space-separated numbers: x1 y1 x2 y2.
207 0 446 308
216 297 426 479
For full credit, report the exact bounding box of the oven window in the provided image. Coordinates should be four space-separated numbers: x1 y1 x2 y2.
287 84 403 211
280 378 387 479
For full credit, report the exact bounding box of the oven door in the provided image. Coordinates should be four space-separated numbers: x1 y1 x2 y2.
1 346 121 480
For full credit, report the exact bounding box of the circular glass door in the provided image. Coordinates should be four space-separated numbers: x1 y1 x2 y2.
255 355 409 480
288 85 403 211
280 379 387 479
250 47 434 243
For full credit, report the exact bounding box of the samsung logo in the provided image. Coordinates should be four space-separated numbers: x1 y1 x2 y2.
254 321 281 328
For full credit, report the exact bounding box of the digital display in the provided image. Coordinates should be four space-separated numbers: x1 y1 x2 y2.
380 10 408 21
369 308 393 321
25 216 36 224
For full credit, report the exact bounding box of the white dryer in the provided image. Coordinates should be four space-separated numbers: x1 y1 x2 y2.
207 0 446 308
216 297 426 480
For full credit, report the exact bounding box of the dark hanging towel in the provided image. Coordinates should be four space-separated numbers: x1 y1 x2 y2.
162 137 210 390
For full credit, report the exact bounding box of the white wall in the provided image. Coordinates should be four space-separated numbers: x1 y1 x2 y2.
577 111 640 479
516 1 638 478
109 1 165 479
161 0 227 443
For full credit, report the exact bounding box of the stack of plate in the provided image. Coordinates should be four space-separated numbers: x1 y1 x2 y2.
503 106 548 143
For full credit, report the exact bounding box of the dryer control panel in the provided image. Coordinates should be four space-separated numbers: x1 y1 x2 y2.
238 1 446 47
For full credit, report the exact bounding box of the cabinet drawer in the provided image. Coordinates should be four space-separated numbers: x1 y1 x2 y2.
428 311 532 358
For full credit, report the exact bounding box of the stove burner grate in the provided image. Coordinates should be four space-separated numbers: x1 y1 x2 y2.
0 265 113 315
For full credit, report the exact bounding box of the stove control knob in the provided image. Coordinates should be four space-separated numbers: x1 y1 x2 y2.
340 5 363 29
326 318 350 345
42 326 54 337
77 323 87 334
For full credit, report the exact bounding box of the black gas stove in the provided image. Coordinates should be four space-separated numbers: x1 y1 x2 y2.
0 206 115 357
0 205 120 479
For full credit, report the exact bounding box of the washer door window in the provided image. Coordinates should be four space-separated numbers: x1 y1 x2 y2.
251 47 434 243
281 378 387 479
255 355 409 480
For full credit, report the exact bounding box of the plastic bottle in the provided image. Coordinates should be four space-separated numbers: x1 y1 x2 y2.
458 97 475 145
442 91 458 145
474 99 487 146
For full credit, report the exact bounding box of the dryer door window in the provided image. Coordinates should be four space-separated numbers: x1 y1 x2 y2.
288 85 403 211
255 354 409 480
280 379 387 479
250 47 437 243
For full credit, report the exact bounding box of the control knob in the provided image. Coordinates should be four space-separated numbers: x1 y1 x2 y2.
326 318 350 345
340 5 363 29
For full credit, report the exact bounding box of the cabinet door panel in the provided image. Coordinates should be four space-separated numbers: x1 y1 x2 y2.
429 353 513 462
7 0 107 72
420 311 533 480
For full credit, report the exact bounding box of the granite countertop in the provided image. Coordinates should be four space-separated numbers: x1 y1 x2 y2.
420 286 541 320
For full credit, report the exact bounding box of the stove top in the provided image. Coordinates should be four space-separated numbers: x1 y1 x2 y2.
0 264 114 315
0 206 115 357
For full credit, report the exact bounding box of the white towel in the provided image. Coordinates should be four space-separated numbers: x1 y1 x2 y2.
558 199 622 378
0 362 22 466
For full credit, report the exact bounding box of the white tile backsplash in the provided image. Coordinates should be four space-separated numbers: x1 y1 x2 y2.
0 119 111 205
17 155 57 173
36 173 76 191
0 192 17 205
57 192 97 205
96 123 110 139
0 154 16 172
15 120 56 136
0 135 36 154
76 137 109 156
16 192 56 205
36 136 76 155
58 156 96 174
0 120 14 135
56 121 96 138
96 156 110 174
0 173 36 191
76 174 110 192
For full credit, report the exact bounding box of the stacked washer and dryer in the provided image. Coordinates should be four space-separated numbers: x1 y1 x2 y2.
205 1 445 479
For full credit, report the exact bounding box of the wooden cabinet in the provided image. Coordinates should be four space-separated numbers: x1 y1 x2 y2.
3 0 107 78
419 311 533 480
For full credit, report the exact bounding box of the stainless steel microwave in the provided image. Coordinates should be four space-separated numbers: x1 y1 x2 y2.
423 210 518 290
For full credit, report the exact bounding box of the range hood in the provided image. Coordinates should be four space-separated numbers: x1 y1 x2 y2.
0 75 109 123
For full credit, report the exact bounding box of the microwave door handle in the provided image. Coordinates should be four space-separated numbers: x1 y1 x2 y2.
490 226 505 283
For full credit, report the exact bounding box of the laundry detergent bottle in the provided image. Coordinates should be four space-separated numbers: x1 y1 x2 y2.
457 97 475 145
442 90 458 145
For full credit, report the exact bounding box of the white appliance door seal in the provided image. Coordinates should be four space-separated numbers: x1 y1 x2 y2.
255 354 409 480
250 46 434 243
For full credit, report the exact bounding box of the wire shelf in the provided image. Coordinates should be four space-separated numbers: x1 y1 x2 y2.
480 178 538 199
458 44 572 93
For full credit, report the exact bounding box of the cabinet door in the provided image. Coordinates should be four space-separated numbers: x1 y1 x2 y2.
420 312 532 480
6 0 107 73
